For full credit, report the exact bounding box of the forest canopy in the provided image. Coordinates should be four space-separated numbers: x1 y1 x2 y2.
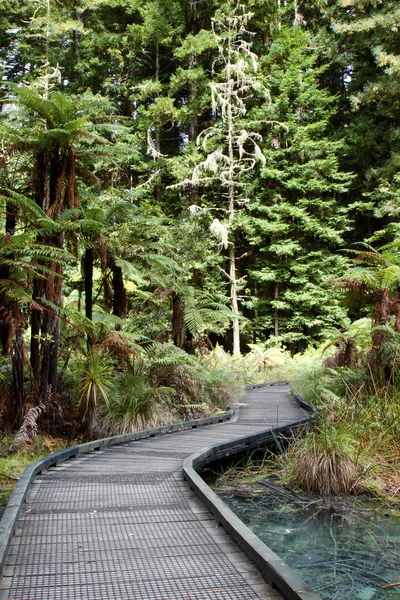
1 0 400 437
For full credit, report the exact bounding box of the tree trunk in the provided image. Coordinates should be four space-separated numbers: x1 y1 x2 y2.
112 264 127 321
172 292 186 349
83 247 94 349
188 48 198 142
112 263 128 371
30 277 43 384
99 235 112 312
9 326 25 428
39 232 64 402
369 288 391 374
274 283 279 337
229 245 241 355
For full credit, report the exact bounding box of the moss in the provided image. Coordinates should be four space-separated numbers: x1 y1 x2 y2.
0 435 68 518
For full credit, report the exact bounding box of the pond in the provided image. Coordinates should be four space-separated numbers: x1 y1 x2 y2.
218 483 400 599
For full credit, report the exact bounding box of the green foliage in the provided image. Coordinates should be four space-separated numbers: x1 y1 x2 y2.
78 352 115 414
2 0 400 439
101 374 175 434
244 23 353 346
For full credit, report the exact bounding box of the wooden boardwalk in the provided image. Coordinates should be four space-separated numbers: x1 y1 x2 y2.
1 385 306 600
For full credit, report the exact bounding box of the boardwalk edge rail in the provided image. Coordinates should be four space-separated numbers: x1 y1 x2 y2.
0 408 234 575
183 383 321 600
0 381 322 600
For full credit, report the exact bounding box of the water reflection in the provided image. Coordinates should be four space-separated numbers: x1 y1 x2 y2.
219 488 400 599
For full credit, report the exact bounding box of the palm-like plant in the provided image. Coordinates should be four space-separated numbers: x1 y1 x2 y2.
335 244 400 371
3 85 109 403
0 200 68 426
78 351 114 437
323 317 372 368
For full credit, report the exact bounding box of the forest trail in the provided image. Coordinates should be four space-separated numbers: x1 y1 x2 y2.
0 385 306 600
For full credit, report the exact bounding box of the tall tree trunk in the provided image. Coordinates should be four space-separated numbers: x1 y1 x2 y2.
0 203 18 357
112 264 127 321
154 41 163 204
229 245 240 355
39 232 64 402
10 325 25 428
112 263 128 371
274 283 279 337
227 45 240 356
0 203 25 427
30 278 43 384
99 235 112 312
369 288 391 375
172 292 185 349
83 246 94 349
188 48 198 142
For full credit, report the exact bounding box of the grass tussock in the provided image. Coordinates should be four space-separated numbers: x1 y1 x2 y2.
287 440 360 496
101 375 176 435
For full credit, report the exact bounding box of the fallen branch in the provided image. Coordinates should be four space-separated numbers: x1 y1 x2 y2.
0 472 19 482
381 582 400 589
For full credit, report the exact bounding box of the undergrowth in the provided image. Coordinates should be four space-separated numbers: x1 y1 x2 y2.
0 435 68 515
214 327 400 500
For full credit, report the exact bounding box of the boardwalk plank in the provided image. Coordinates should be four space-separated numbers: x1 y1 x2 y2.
1 384 305 600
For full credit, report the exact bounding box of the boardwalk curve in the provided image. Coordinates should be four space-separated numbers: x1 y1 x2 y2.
0 384 321 600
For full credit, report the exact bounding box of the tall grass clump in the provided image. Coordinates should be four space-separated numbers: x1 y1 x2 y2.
283 320 400 498
99 342 242 435
287 424 360 496
101 375 175 434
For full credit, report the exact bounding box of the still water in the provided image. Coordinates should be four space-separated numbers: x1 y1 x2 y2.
219 488 400 599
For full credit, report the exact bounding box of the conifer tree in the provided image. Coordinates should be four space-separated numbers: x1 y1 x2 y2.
245 23 353 347
183 1 267 354
332 0 400 239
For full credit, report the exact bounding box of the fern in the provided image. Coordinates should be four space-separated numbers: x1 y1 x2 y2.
184 306 205 336
0 190 46 222
142 253 182 274
142 341 197 365
114 258 146 286
12 85 60 128
0 279 32 304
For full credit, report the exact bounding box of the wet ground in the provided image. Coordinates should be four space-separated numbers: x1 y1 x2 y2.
218 480 400 599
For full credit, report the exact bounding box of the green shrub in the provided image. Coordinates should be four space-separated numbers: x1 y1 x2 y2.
101 374 176 434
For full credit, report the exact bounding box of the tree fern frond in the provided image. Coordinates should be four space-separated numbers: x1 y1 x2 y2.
57 208 83 223
380 252 400 267
338 267 380 290
114 259 146 286
380 265 400 289
50 92 75 120
345 248 391 267
105 201 132 222
184 306 204 336
0 190 46 221
39 128 74 146
12 85 60 128
142 253 182 274
142 342 197 366
0 279 32 304
92 312 125 326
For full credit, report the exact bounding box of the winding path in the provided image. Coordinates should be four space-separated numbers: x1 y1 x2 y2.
0 384 307 600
